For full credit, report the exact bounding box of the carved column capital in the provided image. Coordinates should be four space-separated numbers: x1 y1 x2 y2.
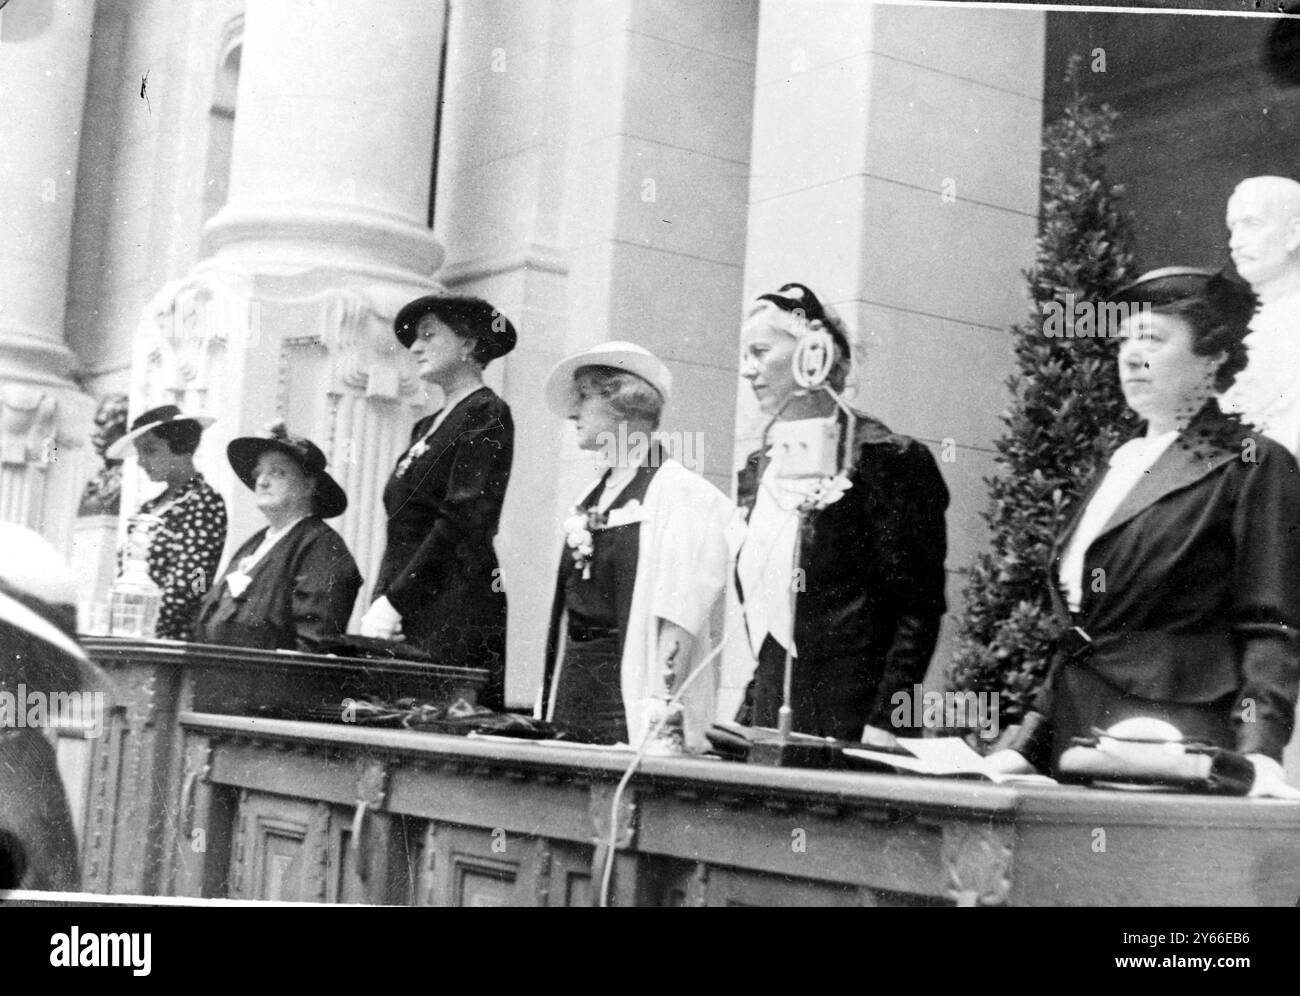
0 384 58 468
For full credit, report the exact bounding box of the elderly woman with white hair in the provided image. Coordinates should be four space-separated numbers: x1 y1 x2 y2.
537 343 734 749
735 282 949 741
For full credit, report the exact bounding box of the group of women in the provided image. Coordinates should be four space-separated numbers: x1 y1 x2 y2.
113 269 1300 795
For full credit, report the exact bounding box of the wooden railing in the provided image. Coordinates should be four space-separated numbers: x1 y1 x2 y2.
69 639 1300 906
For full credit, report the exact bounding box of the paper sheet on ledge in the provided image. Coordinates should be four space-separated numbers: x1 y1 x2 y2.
843 738 1056 784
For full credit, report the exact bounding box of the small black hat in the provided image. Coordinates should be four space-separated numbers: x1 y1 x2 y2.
393 294 518 360
755 282 852 357
1108 267 1257 331
227 422 348 519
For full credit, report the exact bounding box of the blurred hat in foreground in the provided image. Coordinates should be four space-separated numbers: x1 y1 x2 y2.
0 523 110 693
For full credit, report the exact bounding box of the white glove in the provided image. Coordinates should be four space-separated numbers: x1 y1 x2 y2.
359 595 404 641
1246 753 1300 799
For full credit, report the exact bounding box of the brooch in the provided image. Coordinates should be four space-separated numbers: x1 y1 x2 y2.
799 473 853 512
395 437 432 478
772 473 854 513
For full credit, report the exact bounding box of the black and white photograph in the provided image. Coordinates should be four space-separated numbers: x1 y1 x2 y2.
4 0 1300 932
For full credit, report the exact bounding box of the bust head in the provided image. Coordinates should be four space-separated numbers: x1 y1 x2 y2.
89 394 129 464
1226 176 1300 298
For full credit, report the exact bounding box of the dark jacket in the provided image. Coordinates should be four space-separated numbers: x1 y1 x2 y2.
736 409 949 733
1014 401 1300 767
373 387 513 708
196 517 362 652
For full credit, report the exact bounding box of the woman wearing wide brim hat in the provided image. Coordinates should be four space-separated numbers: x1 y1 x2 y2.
536 341 735 751
195 422 362 652
109 403 227 641
358 294 517 711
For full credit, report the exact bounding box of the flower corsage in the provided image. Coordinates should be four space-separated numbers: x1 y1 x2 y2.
564 506 608 579
797 473 853 513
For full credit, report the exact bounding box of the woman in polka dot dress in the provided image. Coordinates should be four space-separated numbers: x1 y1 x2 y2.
107 405 228 640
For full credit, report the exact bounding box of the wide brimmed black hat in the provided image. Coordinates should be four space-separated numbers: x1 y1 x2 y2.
227 422 348 519
105 404 215 460
1107 267 1257 331
393 294 518 360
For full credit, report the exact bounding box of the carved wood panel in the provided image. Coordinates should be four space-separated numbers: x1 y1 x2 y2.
228 793 330 902
418 822 559 907
691 865 868 907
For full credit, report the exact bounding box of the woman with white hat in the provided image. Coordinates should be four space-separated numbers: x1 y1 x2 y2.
107 404 227 640
538 342 734 749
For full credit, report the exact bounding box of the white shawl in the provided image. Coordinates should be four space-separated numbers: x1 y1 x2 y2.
620 459 735 751
541 458 735 751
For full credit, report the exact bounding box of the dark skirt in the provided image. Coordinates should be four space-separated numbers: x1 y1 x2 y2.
744 634 874 741
404 595 507 713
551 632 628 744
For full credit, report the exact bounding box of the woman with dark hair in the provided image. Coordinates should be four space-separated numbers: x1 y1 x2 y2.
537 343 734 748
359 296 516 711
735 282 950 741
195 423 361 651
106 404 227 640
986 269 1300 797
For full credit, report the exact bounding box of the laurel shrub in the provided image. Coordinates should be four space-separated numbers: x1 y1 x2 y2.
949 56 1141 731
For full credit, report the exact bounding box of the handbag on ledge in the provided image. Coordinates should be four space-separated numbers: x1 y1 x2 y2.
1057 723 1255 795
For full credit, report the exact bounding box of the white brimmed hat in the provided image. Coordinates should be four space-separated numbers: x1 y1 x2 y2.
0 524 108 691
544 341 673 416
105 404 216 460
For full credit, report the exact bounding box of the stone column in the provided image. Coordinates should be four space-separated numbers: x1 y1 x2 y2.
0 0 97 552
430 0 759 705
122 0 450 616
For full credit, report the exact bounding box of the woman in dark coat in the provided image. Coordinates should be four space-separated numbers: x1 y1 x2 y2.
989 270 1300 797
735 282 949 740
358 296 516 712
196 423 361 652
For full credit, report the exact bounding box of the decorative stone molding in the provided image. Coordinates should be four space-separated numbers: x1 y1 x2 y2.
0 383 57 470
136 273 255 411
0 383 87 541
202 200 444 281
941 821 1014 907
